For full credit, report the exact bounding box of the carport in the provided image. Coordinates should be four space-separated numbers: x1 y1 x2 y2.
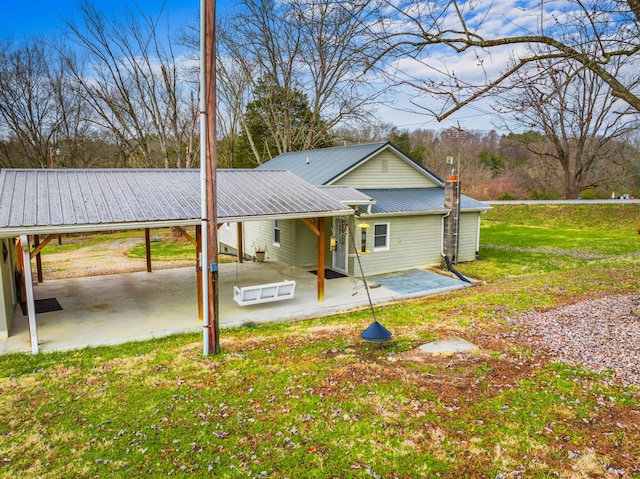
0 168 359 353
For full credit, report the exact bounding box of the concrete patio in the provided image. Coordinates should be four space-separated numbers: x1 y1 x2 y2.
1 260 469 354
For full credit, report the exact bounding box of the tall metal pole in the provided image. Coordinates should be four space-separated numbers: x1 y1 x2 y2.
199 0 209 355
204 0 220 354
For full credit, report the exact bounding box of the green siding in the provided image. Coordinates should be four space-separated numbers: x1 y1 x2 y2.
228 219 338 269
333 150 439 188
218 222 239 256
294 219 338 269
356 215 443 275
457 213 480 262
293 221 318 267
238 220 276 261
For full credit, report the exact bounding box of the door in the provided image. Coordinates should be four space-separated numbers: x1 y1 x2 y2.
332 217 348 274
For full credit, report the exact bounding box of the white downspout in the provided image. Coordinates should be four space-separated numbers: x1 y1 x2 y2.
20 235 38 354
199 0 210 356
440 211 451 258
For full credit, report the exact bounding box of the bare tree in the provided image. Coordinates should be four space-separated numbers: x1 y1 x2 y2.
368 0 640 120
0 40 59 167
218 0 382 165
216 51 259 167
63 2 197 168
0 36 122 169
494 56 637 198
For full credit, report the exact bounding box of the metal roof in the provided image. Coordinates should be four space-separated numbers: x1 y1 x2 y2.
258 142 443 186
316 186 375 206
0 169 354 237
217 169 353 220
359 188 492 216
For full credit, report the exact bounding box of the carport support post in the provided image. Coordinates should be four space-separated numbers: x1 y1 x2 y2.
20 235 38 354
237 222 244 263
144 228 152 272
302 217 326 302
34 235 43 283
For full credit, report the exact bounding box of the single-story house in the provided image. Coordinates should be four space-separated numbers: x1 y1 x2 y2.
220 141 491 277
0 143 490 353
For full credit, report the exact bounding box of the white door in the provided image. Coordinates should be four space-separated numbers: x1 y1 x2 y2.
332 218 348 273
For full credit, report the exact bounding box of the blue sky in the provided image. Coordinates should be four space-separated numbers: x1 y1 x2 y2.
0 0 234 39
0 0 500 132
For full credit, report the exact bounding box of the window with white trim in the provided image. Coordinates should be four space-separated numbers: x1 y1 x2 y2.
373 223 390 251
274 220 281 247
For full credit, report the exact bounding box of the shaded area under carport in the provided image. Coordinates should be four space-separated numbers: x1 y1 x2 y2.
1 261 469 354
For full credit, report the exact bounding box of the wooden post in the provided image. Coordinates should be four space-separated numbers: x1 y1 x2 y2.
144 228 152 272
34 235 43 283
317 217 325 302
15 238 26 303
302 217 326 302
237 222 244 263
205 0 220 354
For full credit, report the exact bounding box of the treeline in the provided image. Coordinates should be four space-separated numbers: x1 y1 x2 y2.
384 128 640 200
1 1 639 200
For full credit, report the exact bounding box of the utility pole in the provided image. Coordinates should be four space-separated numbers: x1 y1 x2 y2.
203 0 220 354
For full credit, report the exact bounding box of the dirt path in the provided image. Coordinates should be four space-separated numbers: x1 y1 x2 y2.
39 237 195 280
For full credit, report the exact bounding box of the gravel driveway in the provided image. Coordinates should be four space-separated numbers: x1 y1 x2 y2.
507 294 640 385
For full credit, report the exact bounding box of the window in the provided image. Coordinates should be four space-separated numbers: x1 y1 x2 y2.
373 223 389 251
274 220 281 246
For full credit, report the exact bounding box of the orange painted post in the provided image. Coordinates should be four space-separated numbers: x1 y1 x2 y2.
237 222 244 263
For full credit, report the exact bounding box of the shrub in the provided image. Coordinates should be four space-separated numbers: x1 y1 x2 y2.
497 192 519 200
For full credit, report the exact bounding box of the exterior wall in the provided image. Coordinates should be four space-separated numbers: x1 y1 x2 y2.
355 215 443 276
242 220 273 261
265 219 299 266
0 238 17 337
333 150 440 188
457 212 480 262
294 220 322 268
232 219 317 267
218 222 239 256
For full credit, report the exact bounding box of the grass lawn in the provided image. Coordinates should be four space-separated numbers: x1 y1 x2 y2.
1 204 639 478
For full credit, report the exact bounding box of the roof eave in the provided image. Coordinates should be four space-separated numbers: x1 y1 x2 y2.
462 207 493 212
361 209 450 217
359 206 490 217
0 219 203 239
0 208 356 238
341 200 375 206
220 209 354 223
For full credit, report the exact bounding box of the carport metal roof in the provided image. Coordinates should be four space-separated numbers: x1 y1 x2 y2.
0 168 356 237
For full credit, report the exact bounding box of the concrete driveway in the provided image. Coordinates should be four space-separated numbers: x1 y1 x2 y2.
1 260 469 354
